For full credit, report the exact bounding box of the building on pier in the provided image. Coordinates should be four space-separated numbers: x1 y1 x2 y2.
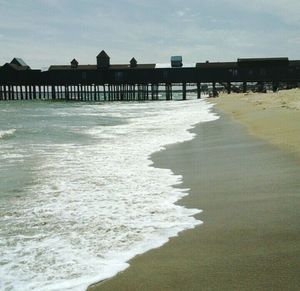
10 58 30 69
0 58 40 85
71 59 79 69
0 57 32 72
48 52 155 72
97 50 110 69
130 57 137 68
0 51 300 102
237 57 289 67
171 56 183 68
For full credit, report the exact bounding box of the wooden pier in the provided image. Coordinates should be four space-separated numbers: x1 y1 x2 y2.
0 83 199 101
0 53 299 101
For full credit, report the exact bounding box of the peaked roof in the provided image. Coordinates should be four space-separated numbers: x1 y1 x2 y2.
11 58 29 67
130 58 137 68
0 63 30 71
97 50 109 58
71 58 78 64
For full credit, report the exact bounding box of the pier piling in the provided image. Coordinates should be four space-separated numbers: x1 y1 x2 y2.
197 82 201 99
182 83 186 100
243 82 247 93
227 82 231 94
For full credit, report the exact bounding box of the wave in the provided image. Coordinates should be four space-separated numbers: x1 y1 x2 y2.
0 100 219 291
0 129 16 139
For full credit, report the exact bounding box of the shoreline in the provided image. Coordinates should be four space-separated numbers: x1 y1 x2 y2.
89 99 300 290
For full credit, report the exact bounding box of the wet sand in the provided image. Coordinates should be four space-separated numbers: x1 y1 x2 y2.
89 92 300 291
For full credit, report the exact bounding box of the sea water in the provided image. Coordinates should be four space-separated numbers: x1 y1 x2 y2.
0 97 218 290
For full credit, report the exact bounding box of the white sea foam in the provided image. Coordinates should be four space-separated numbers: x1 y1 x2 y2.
0 99 219 291
0 129 16 139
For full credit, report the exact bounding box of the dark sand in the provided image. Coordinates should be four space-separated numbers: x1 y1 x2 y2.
89 112 300 291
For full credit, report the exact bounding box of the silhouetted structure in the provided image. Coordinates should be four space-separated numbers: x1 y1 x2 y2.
130 57 137 68
71 59 78 69
10 58 30 69
171 56 183 68
0 51 299 101
97 50 110 69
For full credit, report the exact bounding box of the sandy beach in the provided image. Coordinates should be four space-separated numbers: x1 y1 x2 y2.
89 89 300 291
215 89 300 158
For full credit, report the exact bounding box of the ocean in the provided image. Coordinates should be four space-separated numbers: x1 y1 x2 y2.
0 97 218 290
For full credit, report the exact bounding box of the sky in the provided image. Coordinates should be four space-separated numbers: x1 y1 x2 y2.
0 0 300 69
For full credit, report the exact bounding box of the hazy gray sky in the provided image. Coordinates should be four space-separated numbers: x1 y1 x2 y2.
0 0 300 68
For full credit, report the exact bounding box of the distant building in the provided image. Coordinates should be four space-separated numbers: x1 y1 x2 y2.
97 50 110 69
171 56 183 68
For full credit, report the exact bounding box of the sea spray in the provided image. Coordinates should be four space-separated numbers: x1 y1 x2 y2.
0 129 16 140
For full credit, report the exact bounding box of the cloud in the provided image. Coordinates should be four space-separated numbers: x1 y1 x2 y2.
222 0 300 24
177 10 185 17
0 0 299 67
